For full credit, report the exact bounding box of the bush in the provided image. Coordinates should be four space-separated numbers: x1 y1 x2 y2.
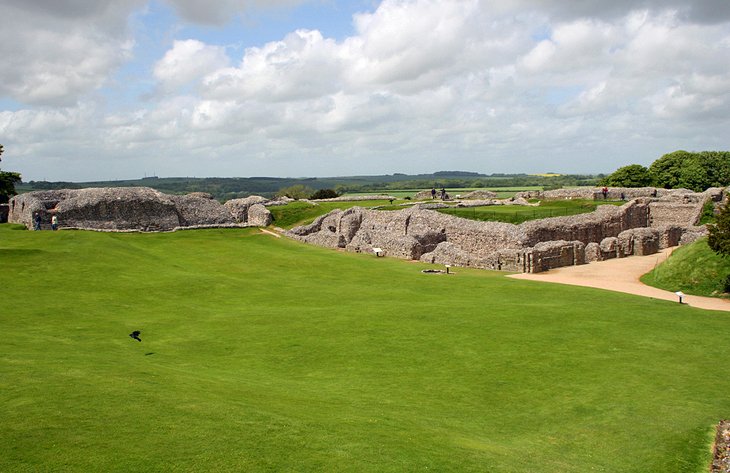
276 184 315 200
708 202 730 257
309 189 339 200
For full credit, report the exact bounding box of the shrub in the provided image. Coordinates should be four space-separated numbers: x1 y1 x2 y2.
310 189 339 200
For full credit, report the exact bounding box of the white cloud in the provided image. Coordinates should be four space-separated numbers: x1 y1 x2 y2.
0 2 138 106
202 29 342 101
154 40 230 92
3 0 730 181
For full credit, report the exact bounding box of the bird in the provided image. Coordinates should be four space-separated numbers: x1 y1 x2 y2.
129 330 142 342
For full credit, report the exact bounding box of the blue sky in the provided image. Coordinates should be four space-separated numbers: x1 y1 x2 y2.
1 0 729 182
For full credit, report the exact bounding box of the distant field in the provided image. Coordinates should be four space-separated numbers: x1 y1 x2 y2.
1 224 727 472
438 200 624 224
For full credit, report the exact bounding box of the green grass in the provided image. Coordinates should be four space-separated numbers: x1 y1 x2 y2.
1 224 729 472
269 199 398 228
641 238 730 298
272 198 623 230
437 199 624 224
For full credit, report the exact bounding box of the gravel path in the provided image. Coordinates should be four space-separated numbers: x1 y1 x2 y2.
509 247 730 312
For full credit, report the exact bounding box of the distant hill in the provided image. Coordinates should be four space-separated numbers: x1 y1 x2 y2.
17 172 601 201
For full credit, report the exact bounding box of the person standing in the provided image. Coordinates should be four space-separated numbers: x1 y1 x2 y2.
51 215 58 231
33 212 41 231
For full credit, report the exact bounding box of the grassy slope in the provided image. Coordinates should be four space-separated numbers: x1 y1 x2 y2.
641 238 730 298
1 224 729 472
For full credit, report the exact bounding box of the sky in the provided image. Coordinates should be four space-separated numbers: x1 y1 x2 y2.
1 0 729 182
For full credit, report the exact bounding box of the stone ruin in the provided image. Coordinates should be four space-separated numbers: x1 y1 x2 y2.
288 187 723 273
6 184 724 273
7 187 275 232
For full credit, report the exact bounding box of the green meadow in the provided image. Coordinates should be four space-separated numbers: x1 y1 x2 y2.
1 224 729 472
438 199 625 224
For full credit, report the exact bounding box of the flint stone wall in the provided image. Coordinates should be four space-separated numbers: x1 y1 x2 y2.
459 190 498 200
309 194 397 202
8 187 272 231
289 189 715 272
224 196 270 222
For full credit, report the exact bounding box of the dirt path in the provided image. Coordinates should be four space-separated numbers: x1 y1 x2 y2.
508 248 730 312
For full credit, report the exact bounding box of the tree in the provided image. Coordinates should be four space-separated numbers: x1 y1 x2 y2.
647 150 730 191
677 156 709 192
600 164 651 187
708 202 730 257
648 150 692 189
0 144 22 204
309 188 339 200
276 184 315 200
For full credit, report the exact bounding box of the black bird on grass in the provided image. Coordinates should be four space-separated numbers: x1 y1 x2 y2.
129 330 142 342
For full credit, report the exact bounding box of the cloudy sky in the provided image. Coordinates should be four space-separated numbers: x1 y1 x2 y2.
1 0 729 181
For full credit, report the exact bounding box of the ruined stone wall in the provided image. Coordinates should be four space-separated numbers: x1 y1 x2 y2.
648 202 701 227
519 200 649 247
519 187 676 201
8 187 272 231
288 189 714 273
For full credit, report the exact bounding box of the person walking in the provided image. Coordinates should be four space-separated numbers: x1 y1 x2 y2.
33 212 41 231
51 215 58 231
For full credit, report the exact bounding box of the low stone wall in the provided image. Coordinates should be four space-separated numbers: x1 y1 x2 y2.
517 186 698 201
309 194 397 202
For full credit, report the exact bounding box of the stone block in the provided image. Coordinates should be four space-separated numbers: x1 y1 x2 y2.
247 203 272 227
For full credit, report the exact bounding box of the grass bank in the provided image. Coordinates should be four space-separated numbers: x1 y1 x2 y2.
1 224 728 472
641 238 730 298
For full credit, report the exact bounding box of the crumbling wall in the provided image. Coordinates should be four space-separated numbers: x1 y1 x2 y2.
288 188 716 273
520 200 649 247
8 187 273 231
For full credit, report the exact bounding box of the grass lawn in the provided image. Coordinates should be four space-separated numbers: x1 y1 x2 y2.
641 238 730 298
437 199 625 224
1 224 729 472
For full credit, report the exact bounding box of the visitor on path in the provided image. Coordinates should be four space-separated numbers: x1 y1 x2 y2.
431 188 436 199
602 186 608 200
33 213 41 231
440 188 447 200
51 215 58 231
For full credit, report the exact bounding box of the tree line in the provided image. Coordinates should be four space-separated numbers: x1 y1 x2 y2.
0 144 22 204
601 150 730 191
